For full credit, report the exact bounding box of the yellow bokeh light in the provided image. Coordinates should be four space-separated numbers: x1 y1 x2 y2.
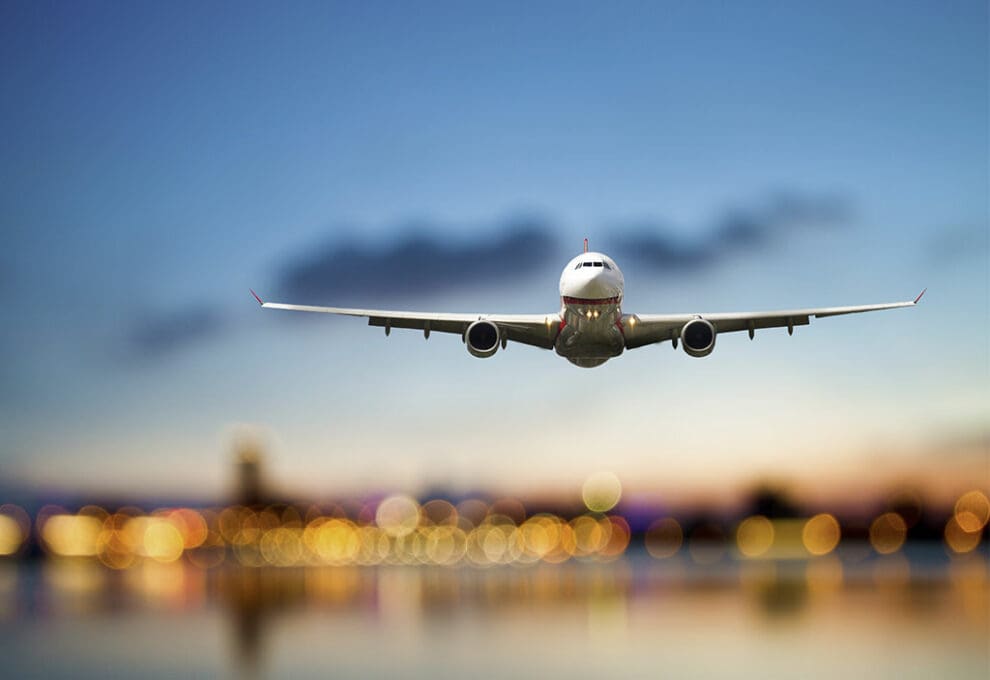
42 515 102 557
571 515 608 556
312 520 360 564
481 525 509 563
142 519 184 563
735 515 775 558
355 526 388 565
869 512 907 554
425 526 466 565
944 516 982 554
644 518 682 559
95 513 137 570
582 471 622 513
954 490 990 533
520 516 557 558
0 515 23 556
802 514 841 556
376 495 421 538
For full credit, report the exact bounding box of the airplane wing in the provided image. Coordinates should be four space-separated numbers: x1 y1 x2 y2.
251 290 560 350
621 290 926 350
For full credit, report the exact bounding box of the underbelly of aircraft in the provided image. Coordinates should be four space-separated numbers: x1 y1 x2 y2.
554 301 625 367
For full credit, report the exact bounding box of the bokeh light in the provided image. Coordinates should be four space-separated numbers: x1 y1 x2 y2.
0 515 23 556
735 515 774 558
142 519 185 563
600 515 631 560
644 518 682 559
96 513 137 570
2 490 985 573
582 471 622 513
953 490 990 533
0 505 30 557
42 514 103 557
802 513 841 556
376 495 421 538
944 516 982 555
869 512 907 555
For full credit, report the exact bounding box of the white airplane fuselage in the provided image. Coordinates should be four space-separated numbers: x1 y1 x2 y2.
556 251 626 368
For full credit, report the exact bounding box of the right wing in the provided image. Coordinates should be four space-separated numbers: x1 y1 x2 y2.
621 290 925 350
251 290 561 350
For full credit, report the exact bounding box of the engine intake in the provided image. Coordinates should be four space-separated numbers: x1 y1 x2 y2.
465 320 500 358
681 318 716 358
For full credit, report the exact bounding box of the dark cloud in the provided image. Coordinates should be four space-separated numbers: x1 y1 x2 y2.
126 306 226 359
276 217 557 305
120 193 851 361
611 192 850 272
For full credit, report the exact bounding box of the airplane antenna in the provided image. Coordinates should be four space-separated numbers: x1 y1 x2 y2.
584 238 588 253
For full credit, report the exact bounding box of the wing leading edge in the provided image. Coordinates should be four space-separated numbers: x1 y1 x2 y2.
250 292 560 350
621 290 925 350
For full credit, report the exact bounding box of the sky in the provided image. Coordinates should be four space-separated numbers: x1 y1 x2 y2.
0 1 986 505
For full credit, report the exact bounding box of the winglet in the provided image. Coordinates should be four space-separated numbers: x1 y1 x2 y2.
913 288 927 304
250 289 264 306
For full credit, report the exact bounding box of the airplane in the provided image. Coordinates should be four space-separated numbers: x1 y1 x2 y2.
251 239 924 368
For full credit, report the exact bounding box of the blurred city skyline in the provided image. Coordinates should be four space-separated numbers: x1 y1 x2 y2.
0 2 986 503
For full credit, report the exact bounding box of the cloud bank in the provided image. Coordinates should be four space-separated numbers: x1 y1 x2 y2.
125 191 851 358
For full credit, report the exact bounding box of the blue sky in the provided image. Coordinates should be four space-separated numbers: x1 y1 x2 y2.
1 1 986 503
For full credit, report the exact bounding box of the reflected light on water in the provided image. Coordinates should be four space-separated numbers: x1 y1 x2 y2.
872 553 911 590
805 555 844 594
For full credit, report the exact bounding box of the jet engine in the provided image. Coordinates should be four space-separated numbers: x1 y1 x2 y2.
465 320 500 358
680 318 716 358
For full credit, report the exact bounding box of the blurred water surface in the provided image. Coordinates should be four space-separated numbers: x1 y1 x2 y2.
0 547 986 679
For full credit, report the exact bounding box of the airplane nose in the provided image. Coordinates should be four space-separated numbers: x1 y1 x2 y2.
566 268 615 299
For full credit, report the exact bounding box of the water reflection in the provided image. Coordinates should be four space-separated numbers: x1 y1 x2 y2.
0 549 986 678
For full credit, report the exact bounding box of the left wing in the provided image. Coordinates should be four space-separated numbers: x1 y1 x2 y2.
621 290 926 349
250 290 560 350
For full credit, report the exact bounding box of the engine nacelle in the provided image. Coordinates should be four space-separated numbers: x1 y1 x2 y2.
465 320 500 358
680 318 716 358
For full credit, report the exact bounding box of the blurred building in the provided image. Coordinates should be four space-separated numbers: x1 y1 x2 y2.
234 442 266 507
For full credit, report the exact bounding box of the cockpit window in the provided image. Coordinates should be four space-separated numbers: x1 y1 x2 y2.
593 261 603 267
